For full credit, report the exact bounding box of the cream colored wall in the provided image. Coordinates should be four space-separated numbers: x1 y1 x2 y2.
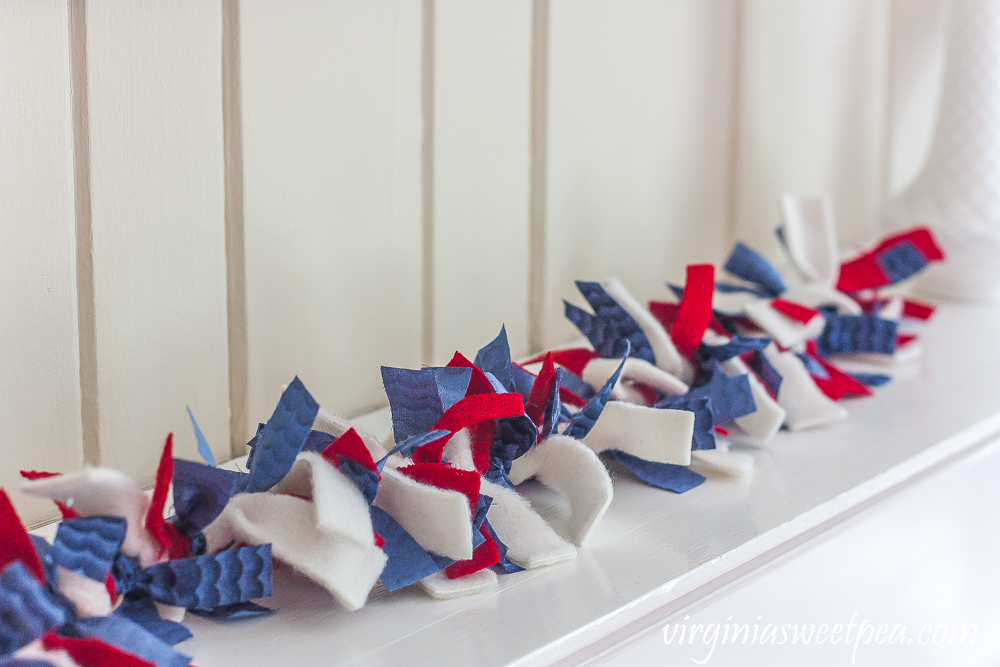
0 0 946 523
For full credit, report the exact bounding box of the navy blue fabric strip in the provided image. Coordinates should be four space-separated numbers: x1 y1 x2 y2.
849 372 892 387
564 301 629 360
749 351 783 397
370 506 443 591
474 326 515 392
698 335 771 362
876 239 928 284
435 367 473 411
172 459 241 536
187 601 275 620
68 615 191 667
723 242 787 296
555 367 594 401
575 282 656 364
115 597 193 645
604 451 705 493
656 391 715 450
563 344 629 440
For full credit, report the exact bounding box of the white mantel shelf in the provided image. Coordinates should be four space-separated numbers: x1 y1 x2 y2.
180 303 1000 667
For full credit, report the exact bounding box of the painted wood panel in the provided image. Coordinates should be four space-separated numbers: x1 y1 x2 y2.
885 0 947 197
240 0 423 435
86 0 231 481
732 0 892 256
0 0 84 524
432 0 533 363
541 0 739 349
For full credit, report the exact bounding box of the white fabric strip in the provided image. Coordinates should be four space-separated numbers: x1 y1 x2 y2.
508 435 613 546
780 195 840 286
763 344 848 431
582 356 689 401
580 401 693 466
420 569 497 599
743 299 827 349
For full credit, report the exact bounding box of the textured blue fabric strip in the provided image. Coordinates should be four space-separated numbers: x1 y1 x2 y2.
555 367 594 401
656 391 715 450
817 314 898 357
0 562 68 656
241 377 318 493
69 615 191 667
51 516 127 582
876 239 929 284
145 544 272 610
115 597 193 645
172 459 242 536
707 366 757 425
698 335 771 362
187 601 275 620
381 366 444 443
723 242 787 296
749 351 783 397
564 301 629 360
849 372 893 387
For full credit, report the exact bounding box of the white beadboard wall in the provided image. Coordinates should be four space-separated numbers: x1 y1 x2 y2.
0 0 84 526
0 0 946 520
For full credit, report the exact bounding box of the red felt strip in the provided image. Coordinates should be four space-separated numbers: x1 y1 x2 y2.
902 299 935 320
0 488 45 582
804 342 872 399
19 470 60 480
714 426 730 437
770 298 821 324
320 428 378 473
56 501 80 520
631 382 660 406
43 633 155 667
373 532 386 549
469 420 496 473
433 392 525 433
105 572 117 604
873 227 945 261
525 353 557 426
671 264 715 358
444 525 500 579
897 333 917 348
144 434 191 561
527 348 600 377
412 434 449 464
648 300 679 332
397 463 481 513
558 386 587 408
446 352 495 396
836 254 889 292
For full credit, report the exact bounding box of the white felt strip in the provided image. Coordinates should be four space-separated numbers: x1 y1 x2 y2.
56 566 113 618
880 296 904 321
204 493 386 611
781 283 862 315
712 289 758 315
582 357 689 400
419 568 497 599
691 449 754 478
601 277 692 382
13 642 80 667
480 478 577 569
579 401 693 467
373 467 474 561
272 452 374 548
442 428 475 470
837 342 923 366
21 468 160 567
780 195 840 286
743 299 827 349
719 356 786 443
763 344 848 431
508 435 613 546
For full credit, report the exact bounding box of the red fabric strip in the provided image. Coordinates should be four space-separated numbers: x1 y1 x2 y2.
0 488 45 582
558 386 587 408
804 341 872 399
444 525 500 579
470 420 496 473
144 434 191 560
714 426 730 437
648 301 679 333
902 299 935 320
433 392 525 433
873 227 944 261
446 352 495 396
525 353 557 426
105 572 117 604
671 264 715 358
897 333 917 348
524 348 600 377
19 470 60 480
373 532 386 549
836 254 888 292
770 298 820 324
631 382 660 406
397 463 481 513
412 435 449 464
320 428 378 473
43 633 155 667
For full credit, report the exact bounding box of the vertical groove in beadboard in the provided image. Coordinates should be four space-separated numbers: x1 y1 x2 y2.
69 0 100 466
879 0 898 210
527 0 549 354
724 0 745 249
421 0 436 365
222 0 248 457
